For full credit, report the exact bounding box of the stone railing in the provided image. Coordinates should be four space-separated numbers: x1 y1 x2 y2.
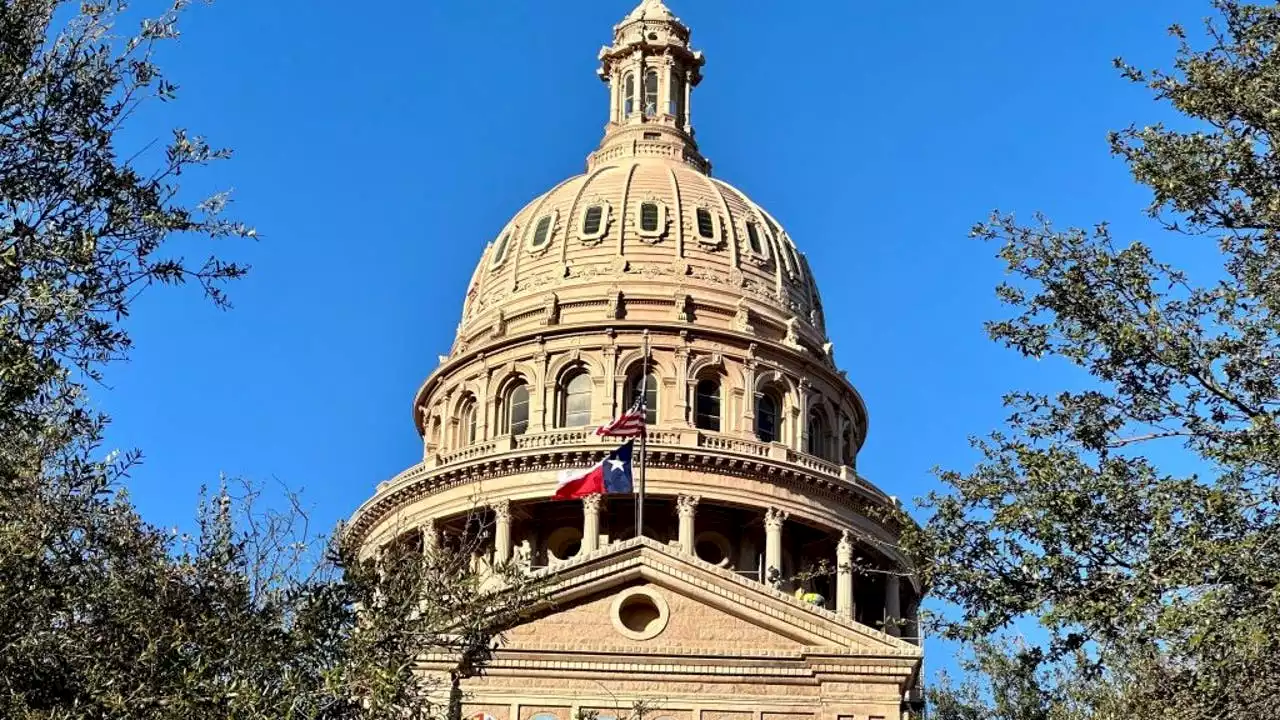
375 427 903 506
437 440 498 467
786 448 843 477
514 428 595 450
698 433 774 459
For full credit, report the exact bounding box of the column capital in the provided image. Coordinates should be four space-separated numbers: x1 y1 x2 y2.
836 529 854 557
676 494 700 518
763 507 788 532
492 498 512 522
582 493 603 513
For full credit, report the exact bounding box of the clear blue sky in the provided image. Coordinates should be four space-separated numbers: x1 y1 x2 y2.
101 0 1208 677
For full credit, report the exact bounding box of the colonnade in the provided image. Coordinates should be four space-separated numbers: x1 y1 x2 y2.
417 493 912 636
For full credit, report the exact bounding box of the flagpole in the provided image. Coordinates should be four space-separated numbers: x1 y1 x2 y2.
637 330 650 539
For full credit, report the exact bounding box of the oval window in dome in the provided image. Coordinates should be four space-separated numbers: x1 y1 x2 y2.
640 202 660 233
745 221 763 255
491 233 511 267
695 208 716 240
531 216 553 248
583 205 603 236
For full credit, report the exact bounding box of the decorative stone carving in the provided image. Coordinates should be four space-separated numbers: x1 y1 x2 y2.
582 493 603 513
543 292 561 326
676 494 700 517
489 309 507 339
733 302 754 333
605 288 625 319
763 507 788 531
783 317 800 348
674 292 694 322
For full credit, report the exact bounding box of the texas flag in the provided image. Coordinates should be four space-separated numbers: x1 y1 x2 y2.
553 441 635 500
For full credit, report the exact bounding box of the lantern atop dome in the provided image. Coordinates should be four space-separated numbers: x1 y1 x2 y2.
591 0 708 172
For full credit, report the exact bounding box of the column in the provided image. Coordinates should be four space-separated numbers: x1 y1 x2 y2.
682 68 692 132
493 500 511 564
764 507 787 587
421 518 438 557
582 493 602 553
836 530 854 620
885 572 902 636
676 495 699 554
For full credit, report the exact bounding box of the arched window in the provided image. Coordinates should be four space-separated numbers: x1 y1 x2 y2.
458 396 477 447
627 370 659 425
559 370 592 428
807 408 828 459
694 378 721 431
504 381 530 436
623 73 635 116
643 70 659 116
669 73 684 120
841 414 855 466
756 392 780 443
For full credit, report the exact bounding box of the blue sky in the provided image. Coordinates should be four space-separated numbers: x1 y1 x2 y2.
101 0 1209 678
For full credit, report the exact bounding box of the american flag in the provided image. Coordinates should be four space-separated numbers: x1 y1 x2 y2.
595 396 646 437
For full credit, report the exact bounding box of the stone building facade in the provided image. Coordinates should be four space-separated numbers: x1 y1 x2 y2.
348 2 924 719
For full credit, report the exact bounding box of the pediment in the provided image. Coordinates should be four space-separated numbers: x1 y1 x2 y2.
503 537 921 659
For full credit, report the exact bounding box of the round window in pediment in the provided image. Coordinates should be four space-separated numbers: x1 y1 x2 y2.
610 586 669 641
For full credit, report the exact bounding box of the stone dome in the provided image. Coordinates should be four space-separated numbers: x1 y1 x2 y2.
457 160 828 357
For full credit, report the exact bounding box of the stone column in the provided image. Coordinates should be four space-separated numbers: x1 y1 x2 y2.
676 495 699 554
421 518 438 557
582 493 602 553
683 68 693 132
493 499 511 564
885 572 902 636
764 508 787 587
836 530 855 620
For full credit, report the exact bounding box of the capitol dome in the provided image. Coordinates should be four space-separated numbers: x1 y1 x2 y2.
351 2 922 715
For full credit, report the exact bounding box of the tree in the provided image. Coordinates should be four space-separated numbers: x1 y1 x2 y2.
0 3 542 718
905 2 1280 718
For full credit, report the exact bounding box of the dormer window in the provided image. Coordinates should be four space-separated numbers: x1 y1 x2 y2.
634 200 668 241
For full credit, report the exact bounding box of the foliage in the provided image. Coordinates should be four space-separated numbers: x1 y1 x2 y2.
904 2 1280 718
0 2 542 718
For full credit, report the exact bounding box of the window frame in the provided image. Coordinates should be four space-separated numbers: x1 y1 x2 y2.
579 203 610 243
694 207 721 246
504 382 530 436
635 200 667 239
627 370 659 425
643 69 659 116
694 378 722 432
806 407 829 459
558 370 593 428
623 72 636 117
490 232 512 268
755 391 781 444
525 210 558 253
